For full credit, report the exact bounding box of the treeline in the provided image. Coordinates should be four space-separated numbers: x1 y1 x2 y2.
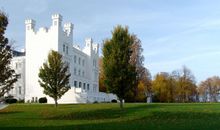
152 66 197 103
99 26 220 103
198 76 220 102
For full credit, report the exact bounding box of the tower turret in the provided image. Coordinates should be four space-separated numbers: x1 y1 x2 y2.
25 19 35 31
52 14 62 27
64 23 73 36
86 38 93 48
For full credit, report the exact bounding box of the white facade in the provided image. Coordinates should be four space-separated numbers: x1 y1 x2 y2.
8 55 25 100
10 14 117 103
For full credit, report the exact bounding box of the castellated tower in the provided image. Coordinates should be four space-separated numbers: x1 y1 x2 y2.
25 19 35 31
24 14 116 103
25 14 74 102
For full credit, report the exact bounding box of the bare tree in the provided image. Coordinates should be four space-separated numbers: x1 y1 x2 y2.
198 76 220 102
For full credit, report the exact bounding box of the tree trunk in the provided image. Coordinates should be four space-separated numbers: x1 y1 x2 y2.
55 99 58 108
119 99 123 109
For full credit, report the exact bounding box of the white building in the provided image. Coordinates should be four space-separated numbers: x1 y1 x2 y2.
9 14 117 103
7 51 25 100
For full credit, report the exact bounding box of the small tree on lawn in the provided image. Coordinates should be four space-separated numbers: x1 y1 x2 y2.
38 50 71 107
103 25 136 109
0 11 17 97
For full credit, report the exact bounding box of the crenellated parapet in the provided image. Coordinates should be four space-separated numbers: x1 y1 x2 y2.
83 38 99 55
52 14 62 26
92 43 99 54
25 19 36 31
25 14 74 37
64 23 73 36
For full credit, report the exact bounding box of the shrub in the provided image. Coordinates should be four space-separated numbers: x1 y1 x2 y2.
39 97 47 103
5 98 17 104
17 99 24 103
111 99 117 103
93 101 98 104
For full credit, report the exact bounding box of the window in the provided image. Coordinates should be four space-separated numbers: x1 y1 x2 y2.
93 84 97 92
66 46 68 54
74 68 77 75
74 55 77 63
82 71 85 77
83 83 86 90
87 84 90 90
63 44 65 52
54 21 57 26
82 59 85 66
18 86 21 95
78 69 81 76
15 63 18 69
74 81 77 87
16 74 21 79
35 97 38 103
78 57 81 65
79 82 82 88
16 63 22 69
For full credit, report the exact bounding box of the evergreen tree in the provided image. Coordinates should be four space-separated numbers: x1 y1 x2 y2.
0 11 17 97
38 50 71 107
103 25 136 108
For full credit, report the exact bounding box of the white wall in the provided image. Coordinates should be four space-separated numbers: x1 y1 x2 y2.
8 56 25 100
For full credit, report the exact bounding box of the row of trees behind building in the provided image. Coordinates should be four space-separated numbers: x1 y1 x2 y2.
100 57 220 103
100 26 220 104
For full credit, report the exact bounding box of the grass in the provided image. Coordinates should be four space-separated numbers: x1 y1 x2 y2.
1 103 220 130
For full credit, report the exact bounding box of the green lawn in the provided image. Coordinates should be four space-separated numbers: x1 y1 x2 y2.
0 103 220 130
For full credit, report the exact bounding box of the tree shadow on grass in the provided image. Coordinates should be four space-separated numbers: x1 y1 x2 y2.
0 111 23 115
3 111 220 130
148 110 220 120
2 104 220 130
46 104 158 120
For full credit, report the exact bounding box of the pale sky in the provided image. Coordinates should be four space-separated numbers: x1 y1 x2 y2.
1 0 220 83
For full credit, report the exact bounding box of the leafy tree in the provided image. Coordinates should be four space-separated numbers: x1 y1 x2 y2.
98 57 107 92
129 35 145 101
38 50 71 107
152 66 196 103
103 25 136 108
141 68 152 102
0 11 17 97
172 66 197 102
198 76 220 102
152 72 175 102
198 81 208 102
131 67 152 102
135 81 146 102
